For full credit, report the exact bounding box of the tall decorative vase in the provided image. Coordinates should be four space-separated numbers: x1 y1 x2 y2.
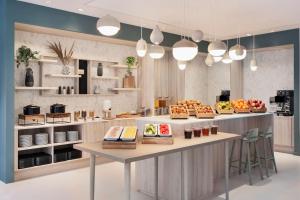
97 63 103 76
25 67 34 87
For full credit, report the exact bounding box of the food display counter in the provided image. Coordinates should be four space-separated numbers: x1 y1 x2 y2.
135 113 273 200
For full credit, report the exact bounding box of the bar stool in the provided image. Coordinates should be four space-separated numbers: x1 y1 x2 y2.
229 128 264 185
259 127 278 177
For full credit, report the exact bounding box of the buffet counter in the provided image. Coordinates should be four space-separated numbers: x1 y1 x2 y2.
135 113 273 200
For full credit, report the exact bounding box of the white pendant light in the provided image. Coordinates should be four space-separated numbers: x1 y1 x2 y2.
149 45 165 59
136 26 147 57
150 25 164 45
208 40 227 57
222 52 232 64
205 54 214 67
192 30 204 43
222 40 232 64
177 60 187 70
213 55 223 63
96 15 120 36
250 35 258 71
172 38 198 61
229 36 247 60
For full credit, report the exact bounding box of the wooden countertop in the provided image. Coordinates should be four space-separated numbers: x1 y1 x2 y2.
74 132 240 163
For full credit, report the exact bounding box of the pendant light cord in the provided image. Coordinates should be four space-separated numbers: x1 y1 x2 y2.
253 34 256 59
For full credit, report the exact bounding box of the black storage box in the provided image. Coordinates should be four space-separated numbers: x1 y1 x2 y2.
54 149 68 163
67 149 82 160
35 152 52 166
19 154 35 169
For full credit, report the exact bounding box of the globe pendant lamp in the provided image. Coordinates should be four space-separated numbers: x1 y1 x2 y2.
96 15 120 36
177 60 187 70
136 26 147 57
213 55 223 63
172 38 198 61
250 35 258 71
208 40 227 56
192 30 204 43
149 45 165 59
205 54 214 67
222 52 232 64
150 25 164 45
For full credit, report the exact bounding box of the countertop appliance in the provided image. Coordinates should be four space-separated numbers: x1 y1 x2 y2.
23 105 40 115
50 104 66 114
216 90 230 102
274 90 294 116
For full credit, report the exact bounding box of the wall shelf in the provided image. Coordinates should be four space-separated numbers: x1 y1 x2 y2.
15 86 57 91
111 88 140 91
45 74 81 78
41 93 116 97
109 64 137 69
92 76 119 80
15 56 58 64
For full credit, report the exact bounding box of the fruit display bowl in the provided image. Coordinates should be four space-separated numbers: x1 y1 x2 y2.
215 101 234 114
234 107 250 113
250 107 267 113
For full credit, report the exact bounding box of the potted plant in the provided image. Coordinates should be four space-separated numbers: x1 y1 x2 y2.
16 45 39 87
123 56 137 88
48 41 74 75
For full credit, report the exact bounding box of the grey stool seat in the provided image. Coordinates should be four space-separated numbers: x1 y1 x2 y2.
258 127 278 177
229 128 264 185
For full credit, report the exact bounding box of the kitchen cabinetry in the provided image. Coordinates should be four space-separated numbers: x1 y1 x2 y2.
274 116 294 153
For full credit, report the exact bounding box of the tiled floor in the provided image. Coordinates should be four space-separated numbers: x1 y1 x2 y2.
0 152 299 200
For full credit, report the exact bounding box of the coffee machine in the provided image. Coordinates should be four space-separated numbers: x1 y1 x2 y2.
216 90 230 102
273 90 294 116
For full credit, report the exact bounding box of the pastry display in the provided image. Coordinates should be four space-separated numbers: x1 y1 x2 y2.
170 105 189 119
248 99 267 113
215 101 234 114
159 124 172 137
177 100 201 116
232 99 250 113
195 105 215 118
144 124 158 137
104 126 123 141
120 126 137 141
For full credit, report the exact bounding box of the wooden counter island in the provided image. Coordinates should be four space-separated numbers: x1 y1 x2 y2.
135 113 273 200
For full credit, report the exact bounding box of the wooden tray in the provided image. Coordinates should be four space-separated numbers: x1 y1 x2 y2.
250 107 267 113
187 109 196 116
102 140 137 149
234 107 250 113
215 107 234 114
142 137 174 145
169 105 189 119
195 106 215 119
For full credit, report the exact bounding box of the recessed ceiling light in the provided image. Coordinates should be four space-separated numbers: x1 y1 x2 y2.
77 8 84 12
270 30 275 32
45 0 51 3
246 33 252 36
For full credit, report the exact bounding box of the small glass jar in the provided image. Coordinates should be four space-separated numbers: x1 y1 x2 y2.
211 125 218 135
184 129 193 139
193 128 202 137
202 126 210 136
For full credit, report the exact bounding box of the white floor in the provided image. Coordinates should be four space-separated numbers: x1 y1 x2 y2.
0 152 299 200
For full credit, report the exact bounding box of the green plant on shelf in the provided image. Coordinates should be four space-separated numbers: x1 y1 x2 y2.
125 56 136 76
16 45 39 68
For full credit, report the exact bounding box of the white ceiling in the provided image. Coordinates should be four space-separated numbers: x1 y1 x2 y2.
20 0 300 39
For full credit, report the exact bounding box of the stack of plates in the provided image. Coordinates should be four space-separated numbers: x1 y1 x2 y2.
19 135 33 147
35 133 49 145
54 132 66 143
67 131 79 141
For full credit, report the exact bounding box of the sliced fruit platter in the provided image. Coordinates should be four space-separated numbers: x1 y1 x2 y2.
142 123 173 144
248 99 267 113
102 126 137 149
232 99 250 113
177 99 201 116
169 105 189 119
195 105 215 119
143 123 172 137
215 101 234 114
